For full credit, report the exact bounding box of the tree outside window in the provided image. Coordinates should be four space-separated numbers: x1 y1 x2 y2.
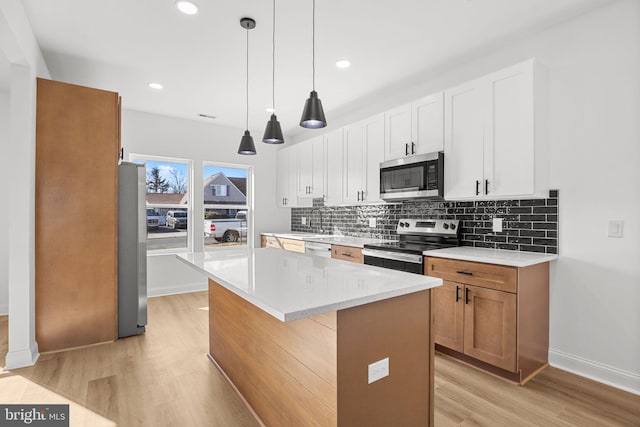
130 156 191 252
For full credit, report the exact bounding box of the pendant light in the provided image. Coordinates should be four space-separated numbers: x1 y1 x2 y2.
238 17 257 155
299 0 327 129
262 0 285 144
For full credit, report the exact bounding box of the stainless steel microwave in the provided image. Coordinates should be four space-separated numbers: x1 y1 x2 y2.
379 152 444 201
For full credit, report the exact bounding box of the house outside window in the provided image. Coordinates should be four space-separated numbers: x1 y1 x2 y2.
130 155 192 253
203 162 250 248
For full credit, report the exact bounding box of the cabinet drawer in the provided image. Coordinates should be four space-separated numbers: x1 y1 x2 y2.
425 257 516 293
262 236 305 253
281 238 305 253
331 245 363 263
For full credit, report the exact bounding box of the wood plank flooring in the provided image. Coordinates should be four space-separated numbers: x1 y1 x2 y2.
1 292 639 426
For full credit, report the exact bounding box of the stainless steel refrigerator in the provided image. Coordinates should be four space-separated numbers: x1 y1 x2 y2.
118 162 147 337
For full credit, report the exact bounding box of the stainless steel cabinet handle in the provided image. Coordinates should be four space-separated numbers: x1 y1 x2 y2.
475 180 480 196
411 142 416 154
485 179 489 195
405 143 409 156
455 285 460 302
465 288 470 304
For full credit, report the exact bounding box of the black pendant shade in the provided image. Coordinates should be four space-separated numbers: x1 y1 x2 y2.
238 17 257 155
300 90 327 129
263 114 284 144
238 130 256 155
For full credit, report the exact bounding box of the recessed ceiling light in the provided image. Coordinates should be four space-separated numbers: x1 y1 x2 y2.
176 0 198 15
149 82 163 90
266 107 276 113
335 59 351 69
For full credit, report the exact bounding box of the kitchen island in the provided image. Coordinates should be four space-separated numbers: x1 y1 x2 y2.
177 248 442 427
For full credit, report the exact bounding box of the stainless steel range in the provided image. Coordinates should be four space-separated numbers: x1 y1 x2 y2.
362 218 461 274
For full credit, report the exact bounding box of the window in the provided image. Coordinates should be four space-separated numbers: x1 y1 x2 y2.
211 184 228 197
203 162 250 248
130 155 191 252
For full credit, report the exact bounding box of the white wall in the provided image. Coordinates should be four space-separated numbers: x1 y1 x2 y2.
1 0 50 369
0 90 8 315
121 109 290 296
293 0 640 394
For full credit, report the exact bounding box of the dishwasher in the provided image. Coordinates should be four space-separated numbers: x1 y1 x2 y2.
304 241 332 258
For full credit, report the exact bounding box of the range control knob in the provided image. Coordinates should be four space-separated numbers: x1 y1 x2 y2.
404 222 410 227
443 223 449 230
399 222 406 227
450 223 457 230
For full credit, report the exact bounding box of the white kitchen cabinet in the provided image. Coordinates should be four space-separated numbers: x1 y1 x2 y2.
324 128 345 205
384 92 444 160
297 136 325 199
277 146 311 208
343 114 385 204
444 59 548 200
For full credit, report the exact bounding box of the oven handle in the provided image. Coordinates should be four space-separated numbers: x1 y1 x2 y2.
362 249 423 264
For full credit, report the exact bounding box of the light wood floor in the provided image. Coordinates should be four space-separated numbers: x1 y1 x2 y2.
1 292 639 426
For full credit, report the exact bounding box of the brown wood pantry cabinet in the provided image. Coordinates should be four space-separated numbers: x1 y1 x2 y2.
35 78 121 352
425 256 549 384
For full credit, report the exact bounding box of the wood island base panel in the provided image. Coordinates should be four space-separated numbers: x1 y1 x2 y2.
208 279 434 427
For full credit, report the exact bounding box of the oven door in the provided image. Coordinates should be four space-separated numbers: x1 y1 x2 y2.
362 249 423 274
379 152 444 201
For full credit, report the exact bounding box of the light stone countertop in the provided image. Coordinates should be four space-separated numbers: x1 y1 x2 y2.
177 248 441 322
425 246 558 267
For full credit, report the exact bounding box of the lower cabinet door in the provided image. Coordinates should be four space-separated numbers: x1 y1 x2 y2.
463 285 517 372
432 281 464 353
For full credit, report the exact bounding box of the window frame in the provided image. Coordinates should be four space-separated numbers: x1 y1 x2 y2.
129 153 193 255
202 160 253 251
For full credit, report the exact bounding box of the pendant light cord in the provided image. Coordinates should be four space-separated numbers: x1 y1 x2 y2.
272 0 276 111
246 25 249 131
312 0 315 91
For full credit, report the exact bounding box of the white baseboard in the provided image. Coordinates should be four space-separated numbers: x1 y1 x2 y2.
147 281 207 298
4 344 40 371
0 304 7 316
549 348 640 396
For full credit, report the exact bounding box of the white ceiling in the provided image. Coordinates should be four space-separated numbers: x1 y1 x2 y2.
21 0 612 138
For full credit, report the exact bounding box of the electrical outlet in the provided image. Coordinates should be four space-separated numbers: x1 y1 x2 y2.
301 217 306 226
492 217 503 232
368 357 389 384
369 218 376 228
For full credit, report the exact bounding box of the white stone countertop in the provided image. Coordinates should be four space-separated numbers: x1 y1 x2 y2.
177 248 441 322
261 232 395 248
425 246 558 267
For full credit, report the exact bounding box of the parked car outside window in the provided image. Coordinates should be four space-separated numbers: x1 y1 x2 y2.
166 210 188 229
146 208 166 229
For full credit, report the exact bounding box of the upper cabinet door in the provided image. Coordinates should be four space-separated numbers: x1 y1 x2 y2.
444 78 486 200
412 92 444 155
363 114 385 203
343 122 366 204
310 136 325 198
276 148 290 207
324 128 345 205
484 62 535 198
297 140 313 197
384 103 412 160
297 136 324 198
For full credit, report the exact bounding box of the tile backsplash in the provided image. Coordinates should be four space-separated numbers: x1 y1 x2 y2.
291 190 558 254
